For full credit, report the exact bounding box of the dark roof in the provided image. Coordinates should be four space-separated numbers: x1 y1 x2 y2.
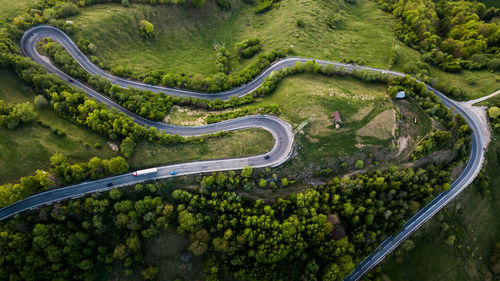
333 111 342 122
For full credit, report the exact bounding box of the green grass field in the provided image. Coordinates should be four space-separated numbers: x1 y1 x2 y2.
128 128 274 170
68 0 499 100
0 68 273 184
390 40 500 100
0 0 36 22
169 73 411 176
69 0 395 75
431 68 500 100
0 68 118 183
381 137 500 280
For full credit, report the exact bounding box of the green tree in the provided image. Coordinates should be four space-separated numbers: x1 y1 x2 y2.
33 95 48 109
142 266 159 280
445 235 456 246
104 157 129 175
120 137 136 158
281 178 289 187
113 244 127 260
258 179 267 188
189 229 210 255
191 0 206 8
139 20 154 37
178 210 201 233
354 160 364 169
109 188 122 200
489 107 500 119
126 235 141 252
241 166 253 178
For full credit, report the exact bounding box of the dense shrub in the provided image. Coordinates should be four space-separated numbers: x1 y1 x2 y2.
139 20 154 38
0 100 38 130
254 0 274 13
214 45 230 74
215 0 231 10
410 130 452 160
236 38 262 59
206 104 281 123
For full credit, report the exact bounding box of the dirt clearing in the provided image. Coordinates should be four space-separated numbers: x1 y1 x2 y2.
357 109 395 140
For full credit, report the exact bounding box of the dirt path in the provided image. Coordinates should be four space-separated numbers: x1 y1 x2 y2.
457 89 500 150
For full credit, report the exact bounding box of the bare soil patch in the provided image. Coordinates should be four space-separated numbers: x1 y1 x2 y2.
357 109 395 140
108 142 119 151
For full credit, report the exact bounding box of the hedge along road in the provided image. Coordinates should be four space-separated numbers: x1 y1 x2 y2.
1 25 491 280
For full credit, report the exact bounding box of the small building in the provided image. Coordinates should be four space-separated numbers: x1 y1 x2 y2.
396 91 406 99
332 111 342 123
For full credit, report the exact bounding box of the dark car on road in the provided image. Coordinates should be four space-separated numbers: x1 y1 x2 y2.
264 155 270 160
106 183 113 187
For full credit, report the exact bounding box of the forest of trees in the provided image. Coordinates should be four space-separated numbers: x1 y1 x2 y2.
0 153 128 207
0 159 465 281
378 0 500 72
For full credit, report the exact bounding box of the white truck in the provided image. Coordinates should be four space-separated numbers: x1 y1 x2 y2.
132 168 158 177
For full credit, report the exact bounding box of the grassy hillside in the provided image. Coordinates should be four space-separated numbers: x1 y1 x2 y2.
0 68 118 183
70 0 395 75
0 68 273 184
0 0 36 22
169 73 434 177
67 0 499 100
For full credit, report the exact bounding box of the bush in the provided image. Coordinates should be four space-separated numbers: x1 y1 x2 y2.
44 2 80 20
50 126 66 137
255 0 274 13
296 19 305 28
258 179 267 188
354 160 364 169
0 101 38 130
236 38 262 59
326 15 341 29
191 0 206 8
139 20 154 38
215 0 231 10
33 95 48 109
206 104 281 124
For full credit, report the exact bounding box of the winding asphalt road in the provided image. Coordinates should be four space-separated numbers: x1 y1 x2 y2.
0 25 493 280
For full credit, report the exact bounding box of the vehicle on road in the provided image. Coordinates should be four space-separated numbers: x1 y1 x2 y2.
106 183 113 187
133 168 158 177
67 78 74 83
170 171 177 175
264 155 270 159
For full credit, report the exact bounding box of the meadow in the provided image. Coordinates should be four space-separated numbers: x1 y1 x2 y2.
0 68 272 184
